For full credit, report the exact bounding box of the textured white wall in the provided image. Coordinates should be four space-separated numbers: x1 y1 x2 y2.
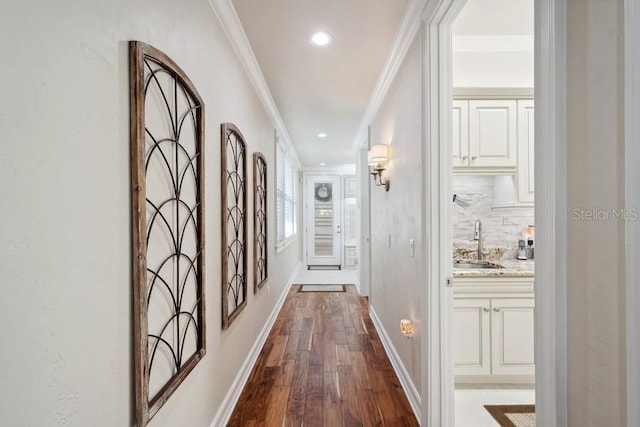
565 0 627 425
369 36 422 390
0 0 301 426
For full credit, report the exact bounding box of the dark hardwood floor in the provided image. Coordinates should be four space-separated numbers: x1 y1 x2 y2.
228 285 419 427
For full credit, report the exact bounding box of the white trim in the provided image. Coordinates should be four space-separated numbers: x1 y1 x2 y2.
626 0 640 424
209 263 301 427
368 306 421 421
421 0 468 425
208 0 301 169
351 0 430 151
534 0 567 425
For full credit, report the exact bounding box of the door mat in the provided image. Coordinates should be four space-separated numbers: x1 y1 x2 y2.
298 285 346 292
484 405 535 427
306 265 341 270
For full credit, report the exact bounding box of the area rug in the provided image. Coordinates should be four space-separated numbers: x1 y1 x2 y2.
484 405 536 427
297 284 346 292
306 265 341 270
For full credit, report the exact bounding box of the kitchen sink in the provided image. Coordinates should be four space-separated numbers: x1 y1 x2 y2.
453 261 503 269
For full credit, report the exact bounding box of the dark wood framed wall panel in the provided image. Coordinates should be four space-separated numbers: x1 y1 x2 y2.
253 152 268 291
130 41 206 426
221 123 248 329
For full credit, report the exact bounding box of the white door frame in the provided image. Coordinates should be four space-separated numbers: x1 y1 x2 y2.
626 0 640 424
421 0 568 426
304 174 343 267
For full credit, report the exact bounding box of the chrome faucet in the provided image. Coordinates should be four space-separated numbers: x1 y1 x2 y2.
474 219 485 261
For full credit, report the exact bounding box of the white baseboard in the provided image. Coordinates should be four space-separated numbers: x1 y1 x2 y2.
368 306 421 423
209 263 300 427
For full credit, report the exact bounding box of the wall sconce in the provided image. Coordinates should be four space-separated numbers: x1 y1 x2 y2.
400 319 414 338
368 144 390 191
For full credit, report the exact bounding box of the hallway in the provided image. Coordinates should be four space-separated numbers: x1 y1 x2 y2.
227 285 419 426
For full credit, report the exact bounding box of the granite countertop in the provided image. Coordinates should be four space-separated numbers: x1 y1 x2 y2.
452 259 535 278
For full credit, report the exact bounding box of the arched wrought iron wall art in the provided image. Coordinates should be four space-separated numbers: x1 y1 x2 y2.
253 152 268 291
129 41 206 426
221 123 247 329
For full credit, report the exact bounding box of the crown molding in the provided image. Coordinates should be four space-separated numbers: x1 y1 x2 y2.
208 0 302 169
351 0 430 151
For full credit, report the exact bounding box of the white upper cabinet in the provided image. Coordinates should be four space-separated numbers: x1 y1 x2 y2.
517 100 535 203
452 95 535 206
453 99 518 173
468 100 517 168
452 100 470 168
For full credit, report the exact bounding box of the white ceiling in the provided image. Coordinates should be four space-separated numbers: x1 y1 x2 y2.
230 0 533 168
231 0 410 168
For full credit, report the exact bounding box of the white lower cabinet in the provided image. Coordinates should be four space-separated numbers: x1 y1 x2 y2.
453 279 535 383
453 298 491 376
490 298 535 376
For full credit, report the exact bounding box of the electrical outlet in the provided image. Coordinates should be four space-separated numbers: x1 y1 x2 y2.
409 239 415 257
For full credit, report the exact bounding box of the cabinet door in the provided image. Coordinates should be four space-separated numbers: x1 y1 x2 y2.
517 100 535 203
490 298 535 376
468 100 517 168
453 298 491 376
452 100 469 167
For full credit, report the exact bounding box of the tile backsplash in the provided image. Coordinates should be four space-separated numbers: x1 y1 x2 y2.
453 175 534 260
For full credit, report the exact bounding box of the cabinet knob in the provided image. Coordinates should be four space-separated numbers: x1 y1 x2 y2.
483 307 490 312
462 155 468 160
471 156 477 160
493 307 501 312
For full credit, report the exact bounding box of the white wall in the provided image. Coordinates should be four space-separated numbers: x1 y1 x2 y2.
369 35 422 390
0 1 301 426
565 0 626 424
453 51 534 88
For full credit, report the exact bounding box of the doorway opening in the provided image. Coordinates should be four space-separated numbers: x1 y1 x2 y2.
448 0 536 425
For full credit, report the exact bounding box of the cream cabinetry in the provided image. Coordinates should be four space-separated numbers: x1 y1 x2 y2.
453 100 518 173
452 277 535 383
517 100 535 203
453 96 535 205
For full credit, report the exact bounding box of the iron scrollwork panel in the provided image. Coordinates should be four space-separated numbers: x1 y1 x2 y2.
221 123 247 329
130 41 206 426
253 153 268 291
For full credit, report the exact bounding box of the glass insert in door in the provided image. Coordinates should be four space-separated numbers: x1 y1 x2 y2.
313 182 334 256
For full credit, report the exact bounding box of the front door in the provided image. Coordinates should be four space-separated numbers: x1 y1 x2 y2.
305 176 342 268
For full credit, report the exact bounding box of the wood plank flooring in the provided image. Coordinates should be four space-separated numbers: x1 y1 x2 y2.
228 285 419 427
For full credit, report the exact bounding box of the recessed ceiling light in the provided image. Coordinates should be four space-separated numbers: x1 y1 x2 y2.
320 162 326 166
310 31 332 47
318 133 327 138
